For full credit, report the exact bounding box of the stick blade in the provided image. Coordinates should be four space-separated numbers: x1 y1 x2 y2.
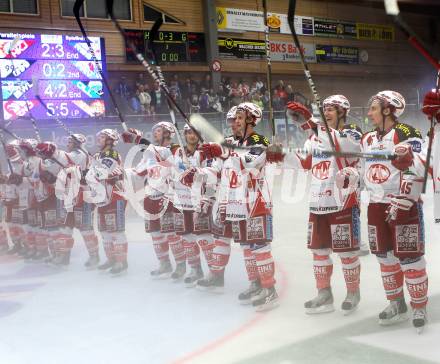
384 0 400 16
189 114 224 144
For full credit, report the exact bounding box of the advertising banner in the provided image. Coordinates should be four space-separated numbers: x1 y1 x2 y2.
316 45 359 64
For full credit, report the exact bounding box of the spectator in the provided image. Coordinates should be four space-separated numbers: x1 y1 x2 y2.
129 91 142 114
286 85 296 102
256 76 264 92
138 84 151 114
150 80 168 114
198 88 211 113
251 91 264 110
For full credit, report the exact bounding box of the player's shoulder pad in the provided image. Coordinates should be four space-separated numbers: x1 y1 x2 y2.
342 123 363 134
246 133 270 147
100 149 120 161
395 123 423 153
340 123 362 140
394 123 422 142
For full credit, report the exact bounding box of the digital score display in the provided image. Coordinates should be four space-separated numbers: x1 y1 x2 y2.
0 33 107 121
125 29 206 64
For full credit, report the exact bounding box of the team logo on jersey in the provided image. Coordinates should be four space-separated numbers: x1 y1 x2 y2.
312 161 331 180
224 169 242 188
366 163 390 184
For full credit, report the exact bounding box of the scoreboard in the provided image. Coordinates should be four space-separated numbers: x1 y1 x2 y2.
125 29 206 64
0 33 107 121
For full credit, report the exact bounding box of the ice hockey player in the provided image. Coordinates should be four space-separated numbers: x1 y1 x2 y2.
172 124 217 287
380 89 439 333
267 95 363 315
195 106 239 293
122 122 185 280
355 91 427 332
63 134 101 269
199 102 279 311
15 138 40 261
85 129 128 275
0 141 27 256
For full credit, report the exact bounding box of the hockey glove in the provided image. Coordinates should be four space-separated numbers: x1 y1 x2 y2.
385 196 414 224
122 128 143 144
335 167 359 189
286 102 317 131
266 144 285 163
422 90 440 120
200 143 224 159
391 143 414 171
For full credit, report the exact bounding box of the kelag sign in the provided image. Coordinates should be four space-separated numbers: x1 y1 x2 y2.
314 18 357 39
218 38 265 60
316 45 359 64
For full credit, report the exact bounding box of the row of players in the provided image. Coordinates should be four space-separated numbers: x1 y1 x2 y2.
0 90 439 330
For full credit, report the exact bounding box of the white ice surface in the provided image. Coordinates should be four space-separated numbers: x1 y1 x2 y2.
0 171 439 364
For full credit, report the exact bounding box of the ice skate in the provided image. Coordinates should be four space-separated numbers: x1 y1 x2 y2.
252 286 279 312
150 260 172 280
7 243 22 255
183 265 203 288
33 249 50 262
98 260 115 272
51 251 71 268
110 261 128 276
196 272 224 293
341 290 360 315
84 255 100 270
170 262 186 281
23 248 37 261
304 288 335 314
378 298 408 326
238 280 262 305
413 307 427 334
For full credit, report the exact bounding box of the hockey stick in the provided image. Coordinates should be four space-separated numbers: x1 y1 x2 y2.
422 72 440 193
384 0 440 71
262 0 276 141
73 0 128 132
190 113 395 160
287 0 336 152
0 130 15 173
105 0 204 143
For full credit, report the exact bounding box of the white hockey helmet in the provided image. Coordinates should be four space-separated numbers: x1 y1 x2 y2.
96 129 120 144
152 121 176 138
371 90 406 117
68 133 87 145
323 95 350 113
237 102 262 125
226 106 238 121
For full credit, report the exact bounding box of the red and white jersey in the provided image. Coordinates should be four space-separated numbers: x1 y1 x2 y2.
132 144 175 200
284 123 362 214
85 149 124 207
201 133 271 221
361 122 424 204
172 146 211 211
410 123 440 221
